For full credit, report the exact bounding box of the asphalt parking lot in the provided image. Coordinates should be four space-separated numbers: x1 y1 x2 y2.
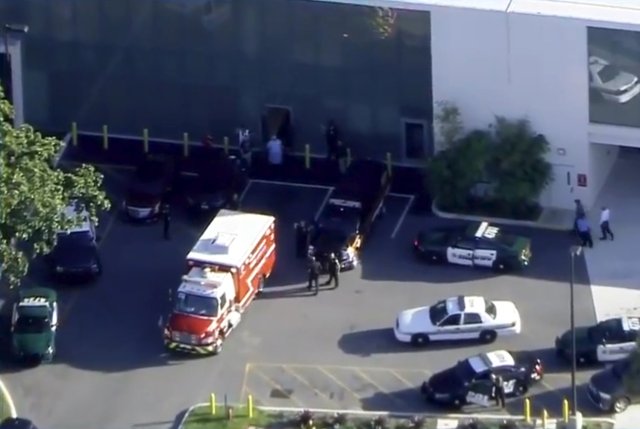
0 171 605 429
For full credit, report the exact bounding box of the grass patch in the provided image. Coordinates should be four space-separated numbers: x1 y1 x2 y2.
182 405 276 429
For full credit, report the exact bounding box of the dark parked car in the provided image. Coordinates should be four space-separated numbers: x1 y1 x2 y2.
123 155 175 222
588 358 640 413
421 350 543 409
309 160 390 270
413 221 531 272
184 156 247 217
47 204 101 282
0 418 40 429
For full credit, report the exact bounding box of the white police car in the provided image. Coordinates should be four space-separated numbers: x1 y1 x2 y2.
394 295 521 346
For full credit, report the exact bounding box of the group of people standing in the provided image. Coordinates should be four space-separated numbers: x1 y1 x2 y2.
293 221 340 295
573 199 615 248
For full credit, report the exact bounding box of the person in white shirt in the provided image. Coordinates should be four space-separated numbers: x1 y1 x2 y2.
599 206 614 240
266 135 283 166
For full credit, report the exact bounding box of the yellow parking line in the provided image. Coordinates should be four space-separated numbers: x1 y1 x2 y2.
281 365 336 406
239 363 251 401
251 366 306 408
389 370 422 390
316 367 363 403
354 369 408 408
252 362 429 373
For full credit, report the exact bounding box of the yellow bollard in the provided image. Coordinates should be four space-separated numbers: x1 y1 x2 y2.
305 144 311 169
346 147 352 166
386 152 392 176
71 122 78 146
223 136 229 154
210 393 216 415
563 398 569 423
143 128 149 153
541 408 548 428
247 394 253 418
183 132 189 158
524 397 531 424
102 125 109 151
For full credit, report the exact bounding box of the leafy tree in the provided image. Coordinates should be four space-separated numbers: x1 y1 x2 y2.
434 101 464 149
488 117 552 208
426 130 492 209
0 86 110 288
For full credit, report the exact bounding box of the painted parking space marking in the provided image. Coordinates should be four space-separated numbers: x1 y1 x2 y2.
390 195 414 239
315 188 335 221
244 363 431 411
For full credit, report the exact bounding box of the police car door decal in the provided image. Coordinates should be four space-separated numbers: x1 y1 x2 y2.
473 249 497 267
447 246 473 266
466 381 493 407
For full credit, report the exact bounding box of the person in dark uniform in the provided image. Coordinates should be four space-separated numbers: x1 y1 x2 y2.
161 202 171 240
491 373 506 409
294 221 308 259
323 253 341 288
307 256 321 295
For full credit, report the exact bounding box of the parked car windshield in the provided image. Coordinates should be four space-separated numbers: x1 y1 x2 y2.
56 230 94 247
598 65 623 83
14 315 49 334
429 300 449 325
174 292 218 317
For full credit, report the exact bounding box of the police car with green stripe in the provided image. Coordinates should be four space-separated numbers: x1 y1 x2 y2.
555 316 639 365
393 295 522 346
413 221 531 272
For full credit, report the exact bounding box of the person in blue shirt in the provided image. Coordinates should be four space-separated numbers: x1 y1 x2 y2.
576 215 593 248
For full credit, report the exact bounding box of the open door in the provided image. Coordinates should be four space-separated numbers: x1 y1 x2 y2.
262 106 293 149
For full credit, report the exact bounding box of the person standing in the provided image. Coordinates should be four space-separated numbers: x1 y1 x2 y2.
161 202 171 240
324 120 339 159
266 134 283 176
237 126 252 170
576 215 593 248
599 206 614 241
294 221 308 259
491 374 506 409
573 199 586 233
323 253 341 288
307 256 321 295
336 140 348 174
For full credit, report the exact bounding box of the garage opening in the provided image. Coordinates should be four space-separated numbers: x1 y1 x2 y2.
262 106 293 150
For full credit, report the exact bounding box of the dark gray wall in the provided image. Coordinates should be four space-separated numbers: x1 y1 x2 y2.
0 0 433 160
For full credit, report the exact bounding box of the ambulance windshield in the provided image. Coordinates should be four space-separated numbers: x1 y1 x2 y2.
175 292 218 317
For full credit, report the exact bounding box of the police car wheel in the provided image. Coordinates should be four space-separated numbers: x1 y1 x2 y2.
514 382 527 396
613 397 630 413
479 330 497 343
451 398 462 409
492 260 510 272
410 334 430 347
577 354 589 365
427 253 442 264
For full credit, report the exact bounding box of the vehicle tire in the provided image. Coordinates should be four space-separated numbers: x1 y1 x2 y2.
479 330 497 343
257 276 265 295
492 260 511 272
514 382 528 396
213 339 223 355
576 353 589 365
451 398 463 409
410 334 430 347
427 253 442 264
612 396 630 414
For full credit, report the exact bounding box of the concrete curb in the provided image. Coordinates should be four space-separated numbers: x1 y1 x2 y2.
431 201 569 232
0 378 17 418
177 402 616 429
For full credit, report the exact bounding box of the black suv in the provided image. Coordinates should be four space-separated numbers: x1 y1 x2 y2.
48 229 101 282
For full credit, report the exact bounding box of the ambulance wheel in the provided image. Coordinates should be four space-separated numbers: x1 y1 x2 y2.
410 334 430 347
479 330 497 343
257 276 265 295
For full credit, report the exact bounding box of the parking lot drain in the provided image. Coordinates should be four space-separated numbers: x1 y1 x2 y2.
270 388 293 399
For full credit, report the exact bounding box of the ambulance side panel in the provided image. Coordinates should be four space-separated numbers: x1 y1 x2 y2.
234 220 276 309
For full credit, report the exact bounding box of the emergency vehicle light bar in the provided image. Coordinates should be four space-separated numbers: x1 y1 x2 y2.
181 275 221 288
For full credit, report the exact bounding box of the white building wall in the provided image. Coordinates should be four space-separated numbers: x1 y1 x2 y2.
589 143 619 202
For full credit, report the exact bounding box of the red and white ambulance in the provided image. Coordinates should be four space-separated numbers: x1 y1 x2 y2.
163 209 276 355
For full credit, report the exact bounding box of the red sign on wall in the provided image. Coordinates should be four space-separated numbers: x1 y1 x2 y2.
577 174 587 187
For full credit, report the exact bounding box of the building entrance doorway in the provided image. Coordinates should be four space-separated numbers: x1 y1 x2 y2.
262 105 293 150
